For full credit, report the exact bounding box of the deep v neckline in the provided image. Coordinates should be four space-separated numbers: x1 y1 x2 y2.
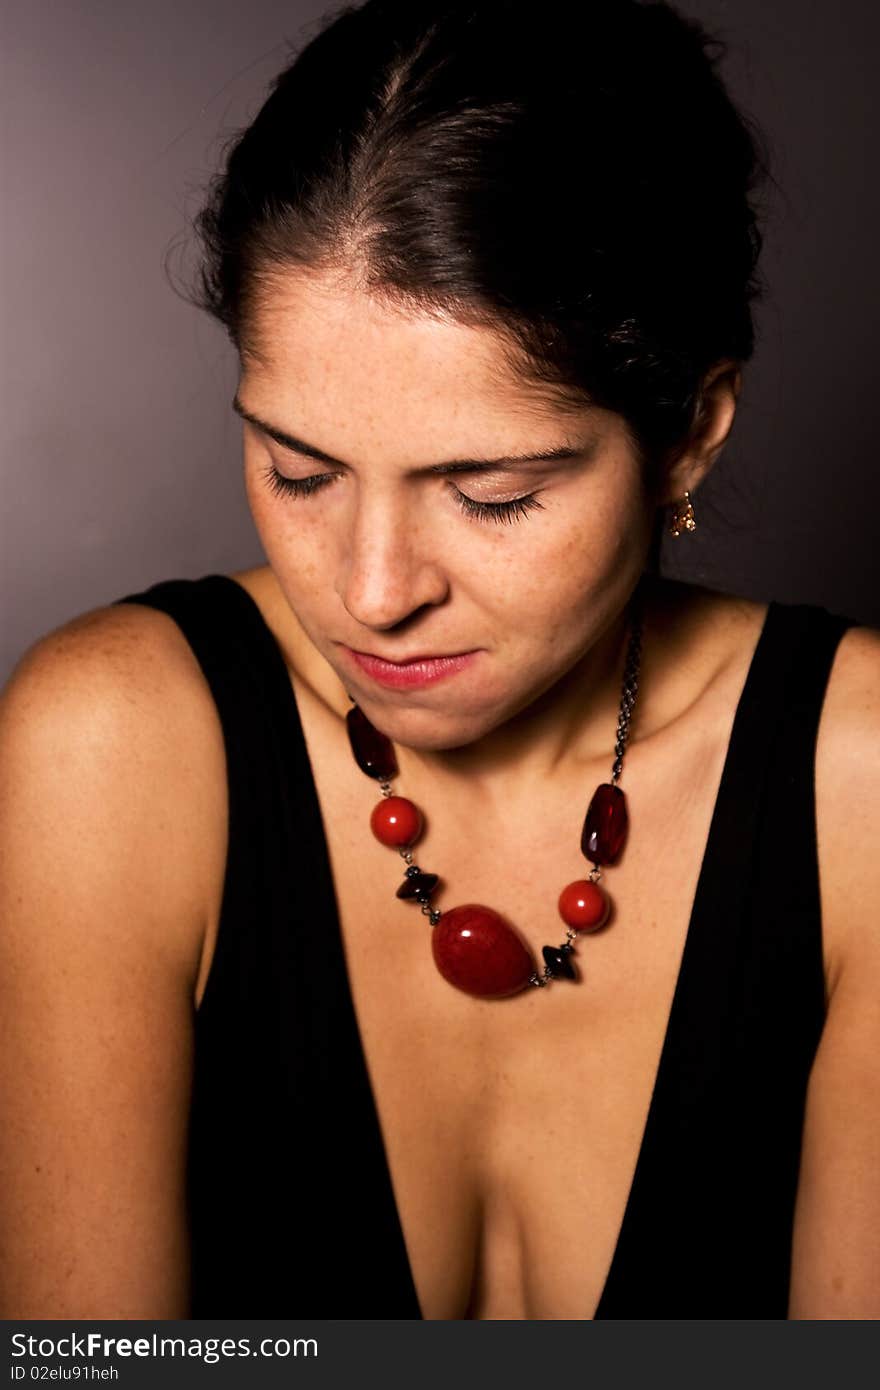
223 575 775 1320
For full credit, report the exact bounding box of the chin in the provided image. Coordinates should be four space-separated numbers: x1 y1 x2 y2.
355 681 536 756
353 694 510 753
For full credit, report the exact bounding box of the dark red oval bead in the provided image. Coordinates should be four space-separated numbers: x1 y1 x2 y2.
370 796 422 847
432 904 534 998
580 782 628 865
345 705 398 781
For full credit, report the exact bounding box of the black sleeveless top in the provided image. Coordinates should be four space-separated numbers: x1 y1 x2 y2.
112 574 853 1319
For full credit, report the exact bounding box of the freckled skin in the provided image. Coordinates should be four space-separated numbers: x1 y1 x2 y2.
238 267 735 781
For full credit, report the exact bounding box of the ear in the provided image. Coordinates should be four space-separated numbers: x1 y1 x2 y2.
656 359 742 506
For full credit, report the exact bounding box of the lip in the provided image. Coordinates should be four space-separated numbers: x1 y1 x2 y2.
342 645 480 689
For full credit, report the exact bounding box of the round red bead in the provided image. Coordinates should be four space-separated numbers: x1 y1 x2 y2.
432 904 534 998
558 879 610 932
370 796 423 848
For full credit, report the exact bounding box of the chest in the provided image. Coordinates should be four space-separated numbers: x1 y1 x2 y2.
299 692 735 1319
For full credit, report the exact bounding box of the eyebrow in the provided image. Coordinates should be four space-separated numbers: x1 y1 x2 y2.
231 395 591 476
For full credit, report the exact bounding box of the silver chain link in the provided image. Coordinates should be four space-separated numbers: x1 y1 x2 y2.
610 586 644 787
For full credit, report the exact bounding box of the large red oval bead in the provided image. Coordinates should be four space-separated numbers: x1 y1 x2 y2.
345 705 398 781
558 879 610 932
370 796 423 848
432 904 534 998
580 782 628 865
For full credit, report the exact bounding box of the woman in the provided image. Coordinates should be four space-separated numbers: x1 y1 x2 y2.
1 0 877 1320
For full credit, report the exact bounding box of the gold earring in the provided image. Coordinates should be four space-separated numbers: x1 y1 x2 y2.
668 490 696 537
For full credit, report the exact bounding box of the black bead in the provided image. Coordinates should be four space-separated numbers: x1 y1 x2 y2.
542 945 576 980
405 865 422 878
396 871 439 901
345 705 398 780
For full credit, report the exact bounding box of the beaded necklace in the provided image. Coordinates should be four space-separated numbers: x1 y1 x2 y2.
345 582 644 998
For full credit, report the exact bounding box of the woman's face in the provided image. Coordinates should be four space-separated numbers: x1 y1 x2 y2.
237 268 657 752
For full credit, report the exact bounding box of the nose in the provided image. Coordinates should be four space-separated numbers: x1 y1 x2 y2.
336 485 449 631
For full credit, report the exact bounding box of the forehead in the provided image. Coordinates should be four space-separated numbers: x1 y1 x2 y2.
239 268 593 453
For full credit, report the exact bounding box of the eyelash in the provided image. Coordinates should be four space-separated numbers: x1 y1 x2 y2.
260 464 546 525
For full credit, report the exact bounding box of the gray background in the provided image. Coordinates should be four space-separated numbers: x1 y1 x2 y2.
4 0 879 685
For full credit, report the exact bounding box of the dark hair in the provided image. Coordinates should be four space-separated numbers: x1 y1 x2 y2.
188 0 770 475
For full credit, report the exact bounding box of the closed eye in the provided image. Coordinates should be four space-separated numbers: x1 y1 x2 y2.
259 464 546 525
262 467 337 500
451 488 546 524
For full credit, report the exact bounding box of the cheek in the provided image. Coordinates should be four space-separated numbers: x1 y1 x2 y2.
497 507 642 654
505 525 609 623
244 505 332 627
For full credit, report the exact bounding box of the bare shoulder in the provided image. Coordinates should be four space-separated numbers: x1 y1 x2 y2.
0 597 228 993
816 618 880 748
4 594 215 716
0 600 229 1315
814 619 880 995
787 617 880 1318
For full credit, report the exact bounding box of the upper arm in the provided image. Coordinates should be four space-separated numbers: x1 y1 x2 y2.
0 604 226 1317
787 623 880 1319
